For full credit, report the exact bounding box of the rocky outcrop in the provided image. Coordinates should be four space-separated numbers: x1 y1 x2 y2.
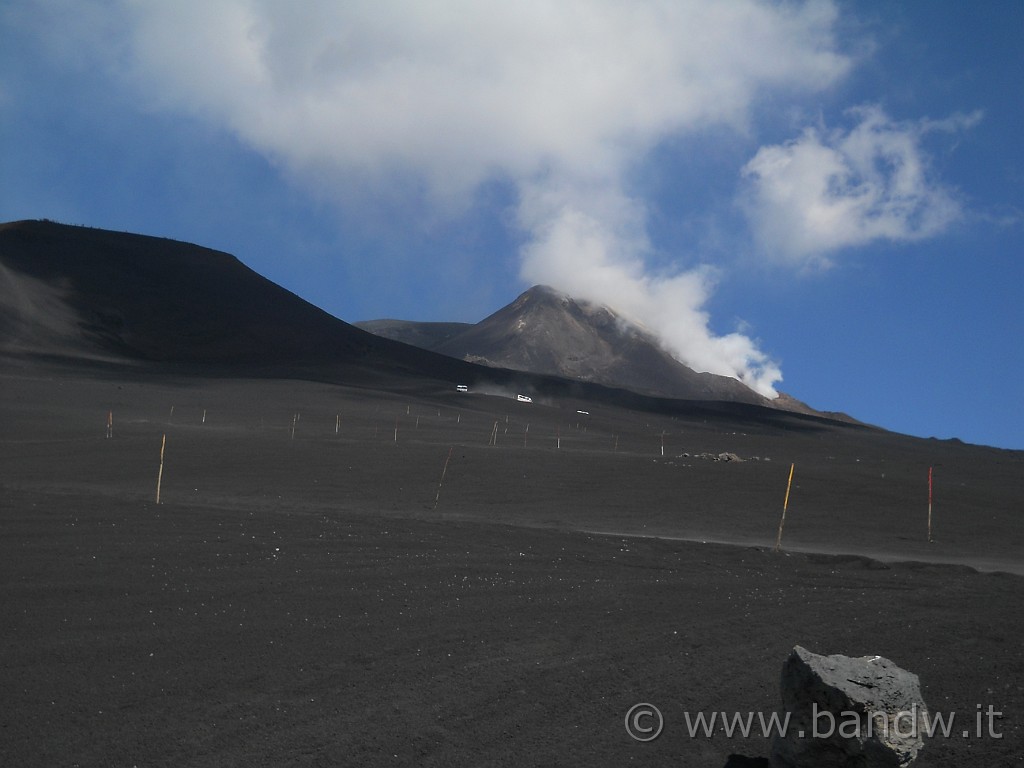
771 646 928 768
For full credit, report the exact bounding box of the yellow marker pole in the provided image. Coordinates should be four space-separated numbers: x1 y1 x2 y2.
774 462 795 553
155 434 166 505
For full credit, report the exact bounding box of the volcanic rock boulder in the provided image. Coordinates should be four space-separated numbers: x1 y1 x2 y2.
771 646 928 768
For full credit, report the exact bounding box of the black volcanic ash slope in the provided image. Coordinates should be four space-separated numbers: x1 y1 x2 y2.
0 220 476 383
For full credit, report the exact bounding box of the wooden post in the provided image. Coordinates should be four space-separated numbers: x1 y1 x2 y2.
155 434 166 505
202 409 207 424
432 447 454 510
336 414 340 434
774 463 795 553
106 410 113 439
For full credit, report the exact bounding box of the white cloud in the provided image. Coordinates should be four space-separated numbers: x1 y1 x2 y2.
740 105 981 267
19 0 857 395
105 1 850 200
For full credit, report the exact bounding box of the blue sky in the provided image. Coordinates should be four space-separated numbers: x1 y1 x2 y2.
2 1 1021 449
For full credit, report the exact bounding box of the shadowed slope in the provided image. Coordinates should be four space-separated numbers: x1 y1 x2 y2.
0 220 486 385
356 319 472 351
